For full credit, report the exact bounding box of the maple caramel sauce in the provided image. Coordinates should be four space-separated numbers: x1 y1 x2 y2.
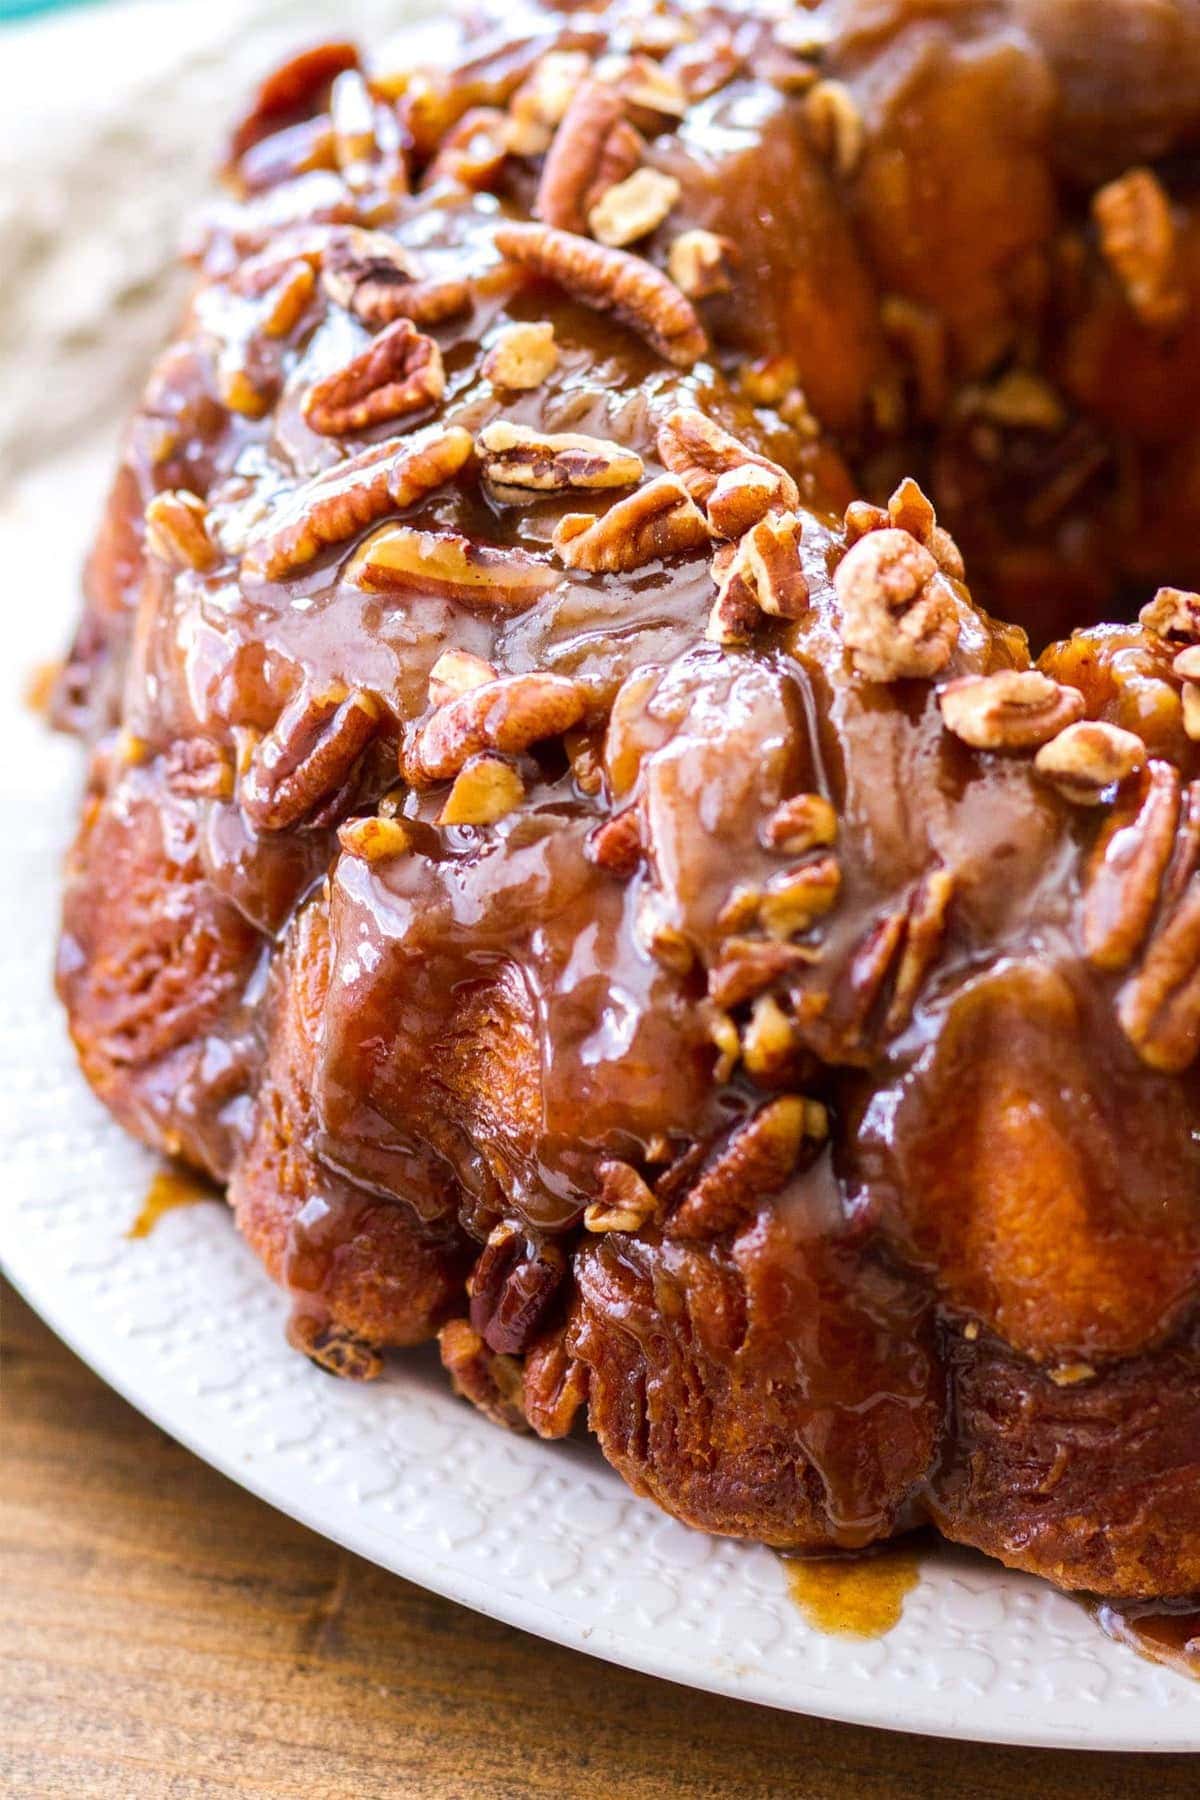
126 1168 217 1240
782 1545 921 1639
1094 1601 1200 1680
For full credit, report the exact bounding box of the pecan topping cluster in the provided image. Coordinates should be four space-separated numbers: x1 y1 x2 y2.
835 528 960 681
403 671 591 785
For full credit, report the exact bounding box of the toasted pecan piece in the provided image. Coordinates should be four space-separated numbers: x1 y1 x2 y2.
404 671 590 784
242 425 472 581
536 78 636 234
1083 759 1182 970
938 671 1087 752
303 318 445 435
481 321 558 390
657 408 799 514
835 529 959 682
475 420 643 499
144 490 217 572
494 221 707 367
554 474 709 572
666 1096 827 1241
1093 167 1187 330
347 522 557 612
322 228 471 328
241 683 383 832
1034 720 1146 803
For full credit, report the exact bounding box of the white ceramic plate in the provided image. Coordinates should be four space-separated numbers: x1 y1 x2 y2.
2 1 1198 1747
1 447 1198 1753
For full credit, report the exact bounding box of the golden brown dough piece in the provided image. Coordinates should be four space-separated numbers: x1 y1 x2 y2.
55 0 1200 1605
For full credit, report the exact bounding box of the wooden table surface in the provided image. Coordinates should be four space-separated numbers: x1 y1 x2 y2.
3 1280 1196 1800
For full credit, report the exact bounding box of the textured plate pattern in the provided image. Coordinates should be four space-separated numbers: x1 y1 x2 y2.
0 449 1197 1751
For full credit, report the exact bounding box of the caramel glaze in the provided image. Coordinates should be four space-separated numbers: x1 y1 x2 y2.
783 1544 921 1640
54 0 1200 1608
127 1167 216 1239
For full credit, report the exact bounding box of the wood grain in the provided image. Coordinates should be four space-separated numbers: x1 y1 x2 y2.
1 1279 1195 1800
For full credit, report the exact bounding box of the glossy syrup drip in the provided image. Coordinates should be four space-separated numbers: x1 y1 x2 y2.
1094 1600 1200 1680
127 1167 216 1239
782 1545 921 1639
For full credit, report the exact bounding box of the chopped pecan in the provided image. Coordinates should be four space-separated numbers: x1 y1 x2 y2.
707 937 820 1010
436 753 525 826
635 889 696 974
424 107 510 191
1034 719 1146 803
258 259 318 338
835 528 960 681
521 1329 587 1439
163 736 234 802
666 1095 827 1241
757 856 841 939
1184 684 1200 741
322 228 471 328
584 1159 657 1233
554 474 710 572
705 550 761 645
706 512 808 642
481 321 559 389
706 466 786 539
476 420 643 499
588 167 680 247
762 792 837 856
240 683 383 831
536 79 634 234
242 425 473 581
585 806 643 876
1117 876 1200 1071
1083 759 1181 970
741 992 799 1079
288 1314 383 1381
1140 585 1200 642
337 813 413 862
667 228 736 300
506 50 593 156
228 40 359 163
428 648 497 705
405 671 590 785
347 522 557 612
468 1225 565 1356
303 318 445 435
494 222 707 367
438 1318 527 1431
620 54 687 118
805 79 864 178
938 670 1086 751
1092 167 1187 329
879 477 964 577
656 408 799 514
144 489 217 572
885 867 956 1033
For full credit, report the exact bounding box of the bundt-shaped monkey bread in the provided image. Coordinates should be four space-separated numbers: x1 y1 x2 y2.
55 0 1200 1605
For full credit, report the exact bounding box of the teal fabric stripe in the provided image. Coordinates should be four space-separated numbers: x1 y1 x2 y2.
0 0 108 22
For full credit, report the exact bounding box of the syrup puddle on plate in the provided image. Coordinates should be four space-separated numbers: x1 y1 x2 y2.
1094 1600 1200 1680
126 1167 217 1239
782 1544 921 1638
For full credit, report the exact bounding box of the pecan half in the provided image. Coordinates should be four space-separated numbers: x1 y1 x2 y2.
585 806 643 876
553 474 710 571
885 867 956 1033
667 228 736 299
468 1225 565 1356
476 420 643 499
741 992 800 1080
583 1159 657 1233
1117 876 1200 1071
656 408 799 514
404 671 590 784
757 856 841 939
481 321 559 389
521 1329 587 1439
835 528 960 681
938 670 1086 751
1140 585 1200 642
1034 719 1146 802
347 521 557 611
144 489 217 572
494 221 707 367
436 753 525 826
303 318 445 435
438 1318 527 1431
163 736 234 801
588 167 680 247
666 1096 827 1241
536 79 629 233
242 425 473 581
1093 167 1187 330
322 228 471 328
706 512 808 643
241 683 383 831
706 466 787 539
424 107 510 191
1083 759 1181 969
